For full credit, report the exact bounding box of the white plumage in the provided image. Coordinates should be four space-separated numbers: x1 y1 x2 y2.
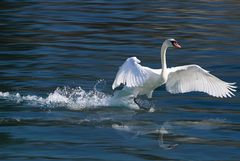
112 38 236 98
112 57 158 89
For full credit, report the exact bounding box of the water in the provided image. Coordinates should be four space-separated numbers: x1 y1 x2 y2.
0 0 240 160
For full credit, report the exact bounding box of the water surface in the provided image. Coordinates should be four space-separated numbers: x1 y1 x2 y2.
0 1 240 160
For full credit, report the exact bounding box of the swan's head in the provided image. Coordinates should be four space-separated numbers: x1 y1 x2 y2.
164 38 181 49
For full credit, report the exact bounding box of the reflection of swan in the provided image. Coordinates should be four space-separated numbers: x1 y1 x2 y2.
112 38 236 99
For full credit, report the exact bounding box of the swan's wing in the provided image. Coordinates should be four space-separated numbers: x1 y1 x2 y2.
112 57 158 89
166 65 236 98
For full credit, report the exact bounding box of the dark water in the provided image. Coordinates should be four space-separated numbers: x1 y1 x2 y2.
0 0 240 160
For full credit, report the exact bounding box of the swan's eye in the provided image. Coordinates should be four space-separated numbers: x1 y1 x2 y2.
171 41 182 48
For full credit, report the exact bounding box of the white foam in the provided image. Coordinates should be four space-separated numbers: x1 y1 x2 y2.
0 86 145 110
0 92 10 97
0 86 112 109
0 80 158 110
112 124 131 132
149 107 155 113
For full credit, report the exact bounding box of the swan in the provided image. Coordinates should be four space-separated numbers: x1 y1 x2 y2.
112 38 236 99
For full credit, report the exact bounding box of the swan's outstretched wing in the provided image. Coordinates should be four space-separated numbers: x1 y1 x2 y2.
166 65 236 98
112 57 159 89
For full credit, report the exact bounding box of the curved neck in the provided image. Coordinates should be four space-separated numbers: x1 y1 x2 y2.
161 44 168 71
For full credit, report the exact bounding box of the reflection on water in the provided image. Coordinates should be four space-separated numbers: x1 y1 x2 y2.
0 0 240 160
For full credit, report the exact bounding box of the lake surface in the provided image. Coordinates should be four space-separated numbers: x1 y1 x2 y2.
0 0 240 160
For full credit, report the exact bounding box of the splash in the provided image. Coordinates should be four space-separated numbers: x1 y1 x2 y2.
0 80 145 110
0 86 111 110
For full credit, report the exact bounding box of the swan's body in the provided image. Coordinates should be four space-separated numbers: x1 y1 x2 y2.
112 38 236 99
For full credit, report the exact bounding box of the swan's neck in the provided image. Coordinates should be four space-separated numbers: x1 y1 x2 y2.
160 44 168 82
161 44 168 71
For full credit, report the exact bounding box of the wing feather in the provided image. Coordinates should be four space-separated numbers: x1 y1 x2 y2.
112 57 157 89
166 65 236 98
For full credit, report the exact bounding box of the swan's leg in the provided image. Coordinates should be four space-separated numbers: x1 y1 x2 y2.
133 98 153 110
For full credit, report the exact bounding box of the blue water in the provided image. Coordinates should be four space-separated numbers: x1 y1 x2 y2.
0 1 240 160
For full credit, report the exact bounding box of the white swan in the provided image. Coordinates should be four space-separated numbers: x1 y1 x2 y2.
112 38 236 99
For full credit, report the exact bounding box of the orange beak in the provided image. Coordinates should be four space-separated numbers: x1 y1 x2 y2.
173 41 182 48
